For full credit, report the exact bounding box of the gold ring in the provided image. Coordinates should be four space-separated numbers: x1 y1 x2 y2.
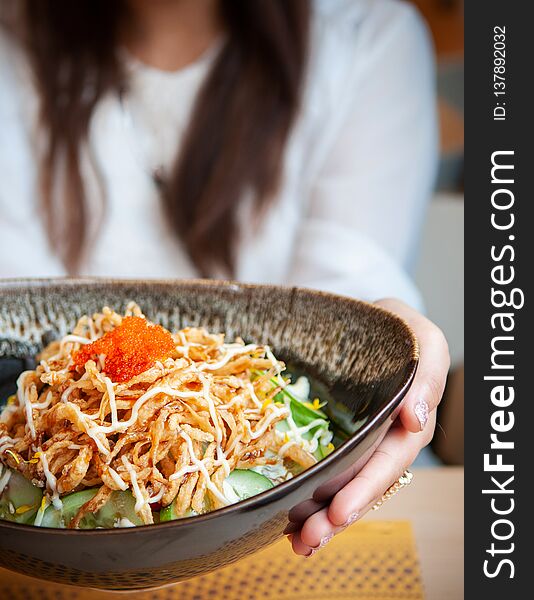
372 469 414 510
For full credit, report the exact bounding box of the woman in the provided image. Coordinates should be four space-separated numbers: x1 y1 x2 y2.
0 0 449 555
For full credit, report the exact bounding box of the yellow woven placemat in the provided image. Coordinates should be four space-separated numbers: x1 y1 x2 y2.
0 520 423 600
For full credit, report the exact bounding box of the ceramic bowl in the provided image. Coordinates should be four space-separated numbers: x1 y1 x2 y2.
0 278 418 590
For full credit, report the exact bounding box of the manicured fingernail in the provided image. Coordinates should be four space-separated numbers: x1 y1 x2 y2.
312 533 334 550
283 522 299 535
343 512 359 527
414 399 429 430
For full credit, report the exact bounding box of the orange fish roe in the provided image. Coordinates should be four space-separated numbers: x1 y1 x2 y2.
72 317 176 382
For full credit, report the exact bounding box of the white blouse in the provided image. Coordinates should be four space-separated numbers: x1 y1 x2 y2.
0 0 437 309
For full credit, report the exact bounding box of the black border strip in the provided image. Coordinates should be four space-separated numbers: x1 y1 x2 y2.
465 1 531 596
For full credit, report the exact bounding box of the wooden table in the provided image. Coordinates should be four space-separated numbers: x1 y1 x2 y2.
366 466 464 600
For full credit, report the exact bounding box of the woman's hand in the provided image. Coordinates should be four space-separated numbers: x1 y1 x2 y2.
288 298 450 556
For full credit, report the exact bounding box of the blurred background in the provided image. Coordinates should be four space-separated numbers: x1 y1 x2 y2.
0 0 464 466
410 0 464 467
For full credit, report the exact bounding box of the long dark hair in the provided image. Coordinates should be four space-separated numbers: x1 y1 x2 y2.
3 0 310 275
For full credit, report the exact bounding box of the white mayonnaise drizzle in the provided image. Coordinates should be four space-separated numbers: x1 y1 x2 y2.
148 488 164 504
278 438 298 457
176 430 229 505
121 456 146 513
107 466 129 491
32 390 54 410
225 434 242 456
0 435 16 455
243 408 262 416
0 464 12 495
245 404 289 440
277 415 332 455
61 384 208 457
246 382 262 408
199 374 231 477
114 517 136 528
103 376 118 427
64 404 110 454
60 335 92 349
89 385 204 435
169 464 201 481
294 418 330 436
61 386 74 404
17 371 36 439
265 346 285 386
33 497 50 527
38 334 92 369
198 344 258 372
61 371 91 404
217 394 245 411
37 448 62 510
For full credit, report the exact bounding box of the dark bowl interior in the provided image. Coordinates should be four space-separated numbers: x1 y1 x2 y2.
0 278 418 590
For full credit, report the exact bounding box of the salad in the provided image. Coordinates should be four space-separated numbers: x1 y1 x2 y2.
0 303 335 528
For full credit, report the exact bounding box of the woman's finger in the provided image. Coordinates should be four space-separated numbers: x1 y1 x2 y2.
299 507 340 549
288 411 436 555
290 530 314 557
327 411 436 527
376 298 450 433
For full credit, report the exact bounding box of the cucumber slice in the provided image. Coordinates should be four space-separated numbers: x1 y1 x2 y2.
159 504 174 522
0 469 43 524
159 504 195 522
40 488 99 528
94 490 144 528
39 489 144 529
225 469 273 501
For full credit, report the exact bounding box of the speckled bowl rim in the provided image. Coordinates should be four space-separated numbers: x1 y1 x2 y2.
0 277 419 536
